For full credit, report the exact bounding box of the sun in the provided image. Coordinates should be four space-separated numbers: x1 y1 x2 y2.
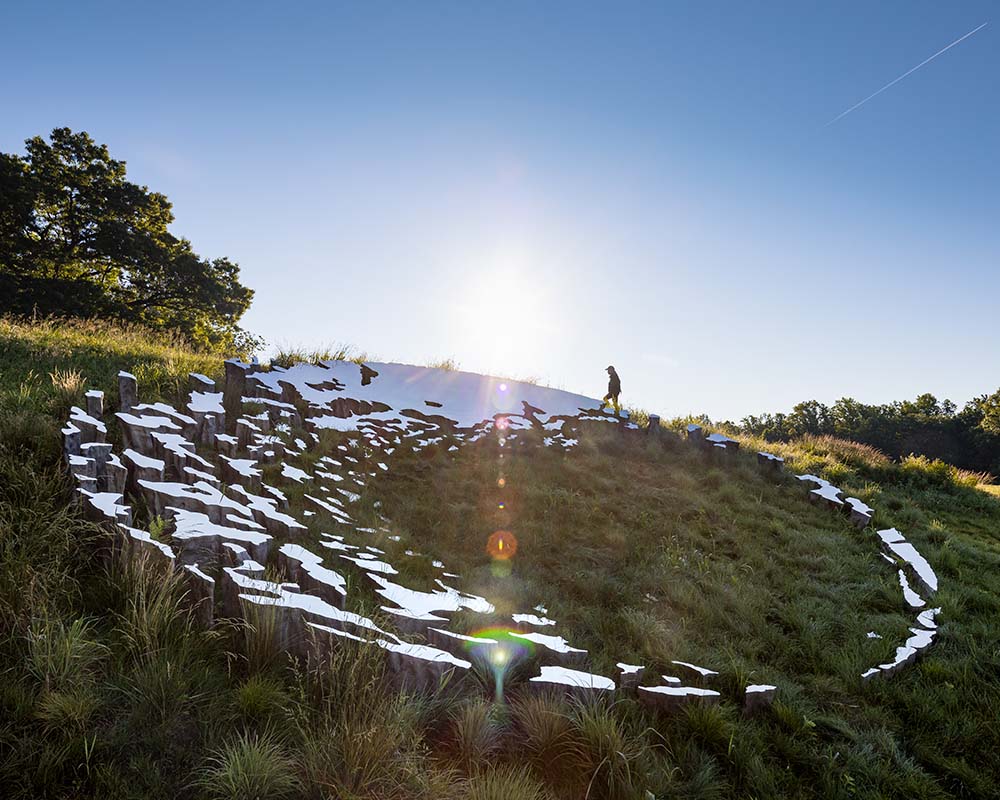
450 251 559 376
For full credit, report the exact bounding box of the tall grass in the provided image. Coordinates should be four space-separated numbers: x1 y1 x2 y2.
512 694 583 784
572 702 647 799
113 551 195 659
35 682 102 732
0 317 235 799
26 616 107 693
0 315 225 416
235 674 293 724
270 343 369 367
449 698 504 774
48 367 86 417
240 601 287 675
295 637 443 797
371 411 1000 796
0 457 93 625
900 453 990 489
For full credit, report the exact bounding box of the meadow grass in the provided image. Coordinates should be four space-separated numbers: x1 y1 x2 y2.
3 317 1000 798
270 343 372 368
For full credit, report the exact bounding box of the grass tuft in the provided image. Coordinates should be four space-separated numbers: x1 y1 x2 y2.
235 675 292 724
270 343 369 368
571 702 646 800
464 764 549 800
36 684 101 732
48 367 86 416
195 729 301 800
26 616 106 693
512 694 582 778
449 698 504 774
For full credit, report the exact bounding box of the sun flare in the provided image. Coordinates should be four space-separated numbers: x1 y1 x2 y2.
450 252 560 378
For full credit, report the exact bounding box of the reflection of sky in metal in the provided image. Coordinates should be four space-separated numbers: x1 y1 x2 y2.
249 360 601 433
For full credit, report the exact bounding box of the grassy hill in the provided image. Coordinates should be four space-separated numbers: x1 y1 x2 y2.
2 317 1000 799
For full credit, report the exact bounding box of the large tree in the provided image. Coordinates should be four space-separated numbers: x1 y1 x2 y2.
0 128 257 351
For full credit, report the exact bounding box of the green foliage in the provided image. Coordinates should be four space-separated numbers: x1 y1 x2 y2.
36 683 102 732
739 390 1000 476
147 515 168 541
235 675 292 724
371 411 1000 797
0 427 95 622
900 454 984 490
0 316 227 406
113 549 195 659
47 367 87 417
195 730 301 800
0 128 260 352
0 319 236 798
977 388 1000 436
26 616 107 693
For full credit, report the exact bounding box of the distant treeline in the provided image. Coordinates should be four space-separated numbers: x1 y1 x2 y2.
737 392 1000 476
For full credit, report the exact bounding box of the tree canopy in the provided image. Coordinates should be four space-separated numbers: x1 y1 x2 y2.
0 128 258 352
738 390 1000 476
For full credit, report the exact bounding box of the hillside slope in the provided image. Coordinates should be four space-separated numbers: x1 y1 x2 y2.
2 317 1000 799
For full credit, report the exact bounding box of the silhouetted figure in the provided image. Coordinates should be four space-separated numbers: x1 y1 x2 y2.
601 365 621 414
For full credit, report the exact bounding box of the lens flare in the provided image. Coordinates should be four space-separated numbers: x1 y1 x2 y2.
466 627 535 659
487 530 517 561
492 384 515 413
497 477 506 488
497 501 505 510
465 628 534 700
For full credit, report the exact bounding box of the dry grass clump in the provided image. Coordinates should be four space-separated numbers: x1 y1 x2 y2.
48 367 86 415
270 343 370 368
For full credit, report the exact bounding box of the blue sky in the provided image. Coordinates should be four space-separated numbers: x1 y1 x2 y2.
3 2 997 419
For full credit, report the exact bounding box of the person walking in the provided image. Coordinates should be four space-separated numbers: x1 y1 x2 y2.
601 365 621 414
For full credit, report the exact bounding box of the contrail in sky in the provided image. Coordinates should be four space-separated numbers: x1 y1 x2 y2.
826 21 989 126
